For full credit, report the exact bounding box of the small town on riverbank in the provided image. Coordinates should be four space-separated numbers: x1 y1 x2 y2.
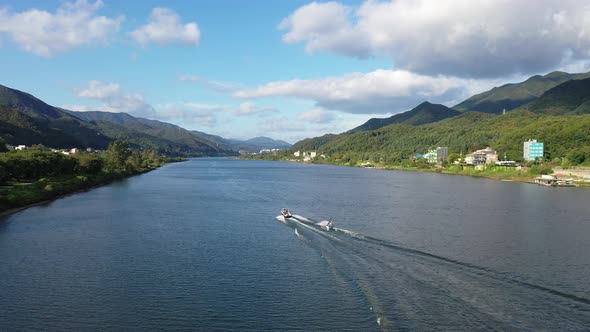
251 138 590 187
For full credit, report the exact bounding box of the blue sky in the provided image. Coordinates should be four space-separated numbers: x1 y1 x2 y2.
1 1 590 143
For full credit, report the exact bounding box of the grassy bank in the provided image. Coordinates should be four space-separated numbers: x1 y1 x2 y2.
0 172 133 214
0 158 186 215
0 141 187 215
245 153 582 184
0 158 187 214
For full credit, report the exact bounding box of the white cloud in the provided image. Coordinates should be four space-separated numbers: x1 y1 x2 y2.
0 0 123 56
234 69 504 114
178 74 242 93
155 102 228 127
130 8 200 46
297 108 336 123
280 0 590 78
279 1 370 57
78 80 155 117
76 81 232 128
235 102 278 116
61 104 95 112
255 112 378 143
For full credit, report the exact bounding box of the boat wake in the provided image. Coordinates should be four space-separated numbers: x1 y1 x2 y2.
294 228 304 241
276 216 590 330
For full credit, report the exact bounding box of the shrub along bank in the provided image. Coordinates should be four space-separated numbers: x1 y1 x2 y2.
0 141 185 213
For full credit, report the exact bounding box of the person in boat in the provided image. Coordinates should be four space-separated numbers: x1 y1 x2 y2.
281 208 291 217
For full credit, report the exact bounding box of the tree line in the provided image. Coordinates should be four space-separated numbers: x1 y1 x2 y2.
0 141 163 183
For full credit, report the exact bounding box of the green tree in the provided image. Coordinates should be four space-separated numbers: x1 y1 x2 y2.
104 141 131 173
126 151 143 172
447 152 460 164
77 153 104 174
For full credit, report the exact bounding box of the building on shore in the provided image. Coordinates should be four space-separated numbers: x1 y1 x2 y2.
302 151 317 161
465 147 498 166
425 147 448 164
424 149 438 163
436 147 448 163
524 139 544 161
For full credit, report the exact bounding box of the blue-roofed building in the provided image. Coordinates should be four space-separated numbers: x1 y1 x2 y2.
523 139 544 161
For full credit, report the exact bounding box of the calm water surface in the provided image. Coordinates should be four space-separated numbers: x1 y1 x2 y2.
1 158 590 330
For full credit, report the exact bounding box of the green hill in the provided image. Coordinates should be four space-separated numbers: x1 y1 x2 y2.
68 110 236 155
65 110 291 153
453 71 590 114
291 134 340 152
311 110 590 163
348 102 461 133
0 84 237 156
274 71 590 166
526 77 590 115
0 85 110 148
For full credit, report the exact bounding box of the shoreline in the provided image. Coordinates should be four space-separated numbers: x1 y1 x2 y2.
0 172 147 218
0 161 183 218
249 158 589 187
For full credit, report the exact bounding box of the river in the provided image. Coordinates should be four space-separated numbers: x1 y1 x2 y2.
1 158 589 330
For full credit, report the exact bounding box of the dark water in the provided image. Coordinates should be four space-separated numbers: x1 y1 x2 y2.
1 158 590 331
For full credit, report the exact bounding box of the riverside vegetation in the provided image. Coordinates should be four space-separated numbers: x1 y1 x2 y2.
245 71 590 184
245 149 556 183
0 141 185 213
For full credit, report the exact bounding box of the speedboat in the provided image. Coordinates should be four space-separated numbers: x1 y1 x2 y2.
316 218 334 231
281 208 292 218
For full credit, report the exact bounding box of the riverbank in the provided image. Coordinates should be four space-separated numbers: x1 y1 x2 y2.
248 156 590 187
0 159 186 216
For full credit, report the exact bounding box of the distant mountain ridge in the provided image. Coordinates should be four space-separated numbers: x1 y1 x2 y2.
0 85 111 148
66 110 236 155
189 132 292 153
526 77 590 115
284 70 590 164
453 71 590 114
348 101 461 134
242 136 291 149
0 83 289 156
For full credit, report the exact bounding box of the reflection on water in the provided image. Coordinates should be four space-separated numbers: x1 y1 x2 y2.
1 158 589 330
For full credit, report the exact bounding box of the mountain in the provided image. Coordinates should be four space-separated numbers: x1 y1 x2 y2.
0 85 67 119
291 134 340 152
64 110 137 125
68 110 291 154
286 71 590 163
453 71 590 114
190 132 291 153
526 77 590 115
242 136 291 150
0 84 235 156
348 102 461 134
297 110 590 163
0 85 111 148
67 110 236 155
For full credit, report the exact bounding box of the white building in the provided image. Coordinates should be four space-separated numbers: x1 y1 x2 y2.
302 151 317 161
15 145 27 150
293 151 300 157
465 147 498 166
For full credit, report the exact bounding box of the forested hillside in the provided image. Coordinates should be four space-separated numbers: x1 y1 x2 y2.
453 71 590 113
279 70 590 167
348 102 461 133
